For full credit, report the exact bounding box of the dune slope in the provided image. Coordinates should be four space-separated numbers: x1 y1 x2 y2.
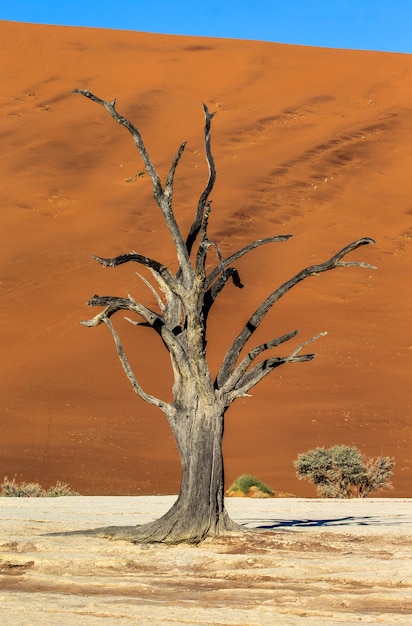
0 21 411 495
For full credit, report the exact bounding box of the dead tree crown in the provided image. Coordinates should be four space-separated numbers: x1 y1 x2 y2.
74 88 375 415
66 89 377 544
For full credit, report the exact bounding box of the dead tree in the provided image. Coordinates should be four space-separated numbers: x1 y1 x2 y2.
74 89 375 544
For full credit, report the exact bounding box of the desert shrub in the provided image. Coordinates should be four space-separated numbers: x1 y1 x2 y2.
227 474 274 497
45 481 80 497
1 478 44 497
1 477 80 497
294 445 394 498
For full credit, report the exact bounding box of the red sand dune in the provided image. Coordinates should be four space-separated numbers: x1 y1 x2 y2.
1 21 411 496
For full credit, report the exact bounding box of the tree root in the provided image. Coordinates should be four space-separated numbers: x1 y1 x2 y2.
48 511 244 545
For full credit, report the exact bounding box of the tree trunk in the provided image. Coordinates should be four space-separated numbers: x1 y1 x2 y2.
92 398 241 544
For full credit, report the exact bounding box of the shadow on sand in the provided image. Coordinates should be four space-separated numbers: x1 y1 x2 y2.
243 515 401 530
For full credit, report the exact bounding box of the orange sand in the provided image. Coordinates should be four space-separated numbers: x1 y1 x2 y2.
0 21 411 495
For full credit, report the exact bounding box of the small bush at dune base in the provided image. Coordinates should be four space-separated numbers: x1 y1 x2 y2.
44 481 80 497
294 445 394 498
227 474 274 498
1 478 43 497
1 477 80 497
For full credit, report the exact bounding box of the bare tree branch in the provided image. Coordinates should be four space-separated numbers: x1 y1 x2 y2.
83 295 192 392
90 252 182 295
194 201 210 273
164 142 187 199
200 232 303 325
185 104 217 256
124 315 192 383
81 295 160 328
103 317 170 413
225 332 327 404
72 89 163 195
221 329 299 393
227 354 315 403
288 331 328 357
202 267 244 321
135 273 165 312
145 266 183 332
73 89 193 286
205 235 293 289
217 237 376 387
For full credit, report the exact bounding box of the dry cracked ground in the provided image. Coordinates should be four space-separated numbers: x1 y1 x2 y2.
1 497 411 625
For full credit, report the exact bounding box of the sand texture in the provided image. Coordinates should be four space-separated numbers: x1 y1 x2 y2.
0 21 411 496
1 497 411 624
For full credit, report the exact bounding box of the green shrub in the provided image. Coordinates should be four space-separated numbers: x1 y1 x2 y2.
227 474 274 497
294 445 394 498
1 477 80 497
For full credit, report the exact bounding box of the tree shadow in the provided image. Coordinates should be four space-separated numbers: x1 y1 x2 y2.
242 516 382 530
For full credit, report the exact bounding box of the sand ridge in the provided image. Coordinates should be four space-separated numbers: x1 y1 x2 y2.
0 21 411 495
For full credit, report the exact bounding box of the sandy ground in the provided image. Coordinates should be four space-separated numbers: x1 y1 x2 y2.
1 497 411 625
0 21 411 497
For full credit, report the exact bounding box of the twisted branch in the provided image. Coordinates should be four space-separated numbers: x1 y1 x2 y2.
217 237 376 388
221 329 299 393
164 142 187 200
185 104 217 256
205 235 293 290
224 332 327 404
90 252 183 295
103 317 169 413
81 295 160 328
72 88 193 286
72 89 163 195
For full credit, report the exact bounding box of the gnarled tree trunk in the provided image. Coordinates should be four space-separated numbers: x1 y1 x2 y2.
100 398 238 543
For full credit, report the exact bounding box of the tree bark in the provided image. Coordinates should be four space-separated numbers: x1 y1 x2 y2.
89 394 240 544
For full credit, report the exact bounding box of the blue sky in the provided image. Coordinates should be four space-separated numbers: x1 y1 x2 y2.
1 1 411 54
